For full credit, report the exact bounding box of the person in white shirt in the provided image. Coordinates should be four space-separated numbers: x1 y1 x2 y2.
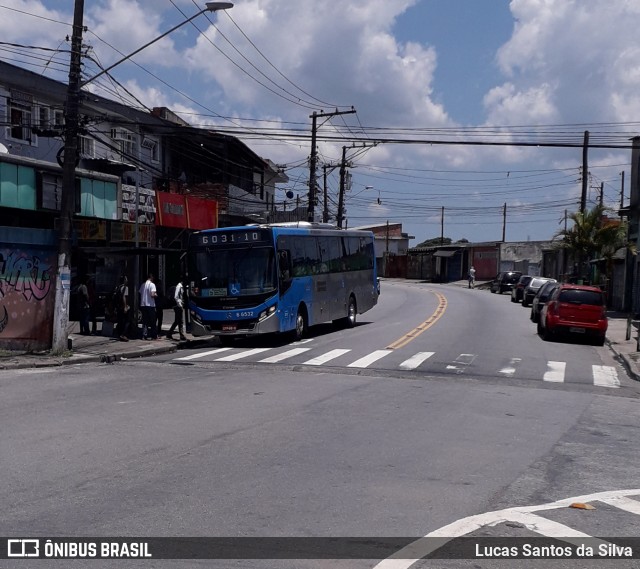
167 276 187 341
468 266 476 289
139 273 158 339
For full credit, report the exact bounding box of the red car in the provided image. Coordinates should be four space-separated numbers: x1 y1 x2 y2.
538 284 607 345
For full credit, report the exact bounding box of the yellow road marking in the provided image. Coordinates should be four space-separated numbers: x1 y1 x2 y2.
386 291 447 350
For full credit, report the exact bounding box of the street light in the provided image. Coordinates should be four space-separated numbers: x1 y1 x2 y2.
51 1 233 353
83 2 234 87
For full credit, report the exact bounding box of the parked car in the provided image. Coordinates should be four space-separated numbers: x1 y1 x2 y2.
511 275 533 303
529 280 558 323
490 271 522 294
522 277 553 307
538 284 607 345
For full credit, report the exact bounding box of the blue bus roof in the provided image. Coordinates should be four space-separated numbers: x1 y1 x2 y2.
193 224 374 236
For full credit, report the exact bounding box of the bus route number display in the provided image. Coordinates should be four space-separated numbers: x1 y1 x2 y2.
197 230 268 246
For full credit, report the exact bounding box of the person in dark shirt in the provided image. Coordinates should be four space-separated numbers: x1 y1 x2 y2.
77 276 91 335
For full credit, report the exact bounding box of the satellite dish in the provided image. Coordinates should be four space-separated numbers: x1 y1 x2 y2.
0 143 8 154
285 191 294 199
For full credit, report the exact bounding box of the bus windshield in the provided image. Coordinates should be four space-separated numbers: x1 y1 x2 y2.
191 246 277 297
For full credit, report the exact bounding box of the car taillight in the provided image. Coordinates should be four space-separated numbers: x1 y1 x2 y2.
548 300 558 315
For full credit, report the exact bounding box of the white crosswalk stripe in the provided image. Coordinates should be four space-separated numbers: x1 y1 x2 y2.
543 361 566 383
258 347 311 363
175 348 621 388
214 348 271 362
348 349 393 368
302 349 351 366
592 365 620 388
399 352 435 370
498 357 522 377
175 347 232 361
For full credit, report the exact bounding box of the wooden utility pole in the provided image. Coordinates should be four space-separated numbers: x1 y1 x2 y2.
386 220 390 255
308 108 355 222
322 166 329 223
337 146 348 228
440 207 444 245
502 203 507 242
599 182 604 206
620 171 625 219
581 130 589 213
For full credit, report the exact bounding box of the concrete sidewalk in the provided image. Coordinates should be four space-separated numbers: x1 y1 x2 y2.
605 313 640 382
2 294 640 379
0 309 196 370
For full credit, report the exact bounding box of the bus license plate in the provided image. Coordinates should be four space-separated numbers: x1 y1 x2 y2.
569 327 585 333
222 324 237 332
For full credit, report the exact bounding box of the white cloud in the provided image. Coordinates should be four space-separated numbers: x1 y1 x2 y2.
4 0 640 241
183 0 448 127
493 0 640 125
484 82 559 126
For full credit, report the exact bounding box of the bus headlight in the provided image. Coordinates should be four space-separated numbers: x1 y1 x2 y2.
258 305 277 321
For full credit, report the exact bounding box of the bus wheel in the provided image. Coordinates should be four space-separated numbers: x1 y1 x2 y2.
294 308 307 341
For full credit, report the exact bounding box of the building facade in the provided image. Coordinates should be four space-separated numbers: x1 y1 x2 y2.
0 61 288 349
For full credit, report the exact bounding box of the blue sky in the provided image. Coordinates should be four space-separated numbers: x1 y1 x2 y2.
397 0 514 124
1 0 639 245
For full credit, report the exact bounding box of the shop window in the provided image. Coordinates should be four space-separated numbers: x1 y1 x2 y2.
0 162 36 210
79 178 118 220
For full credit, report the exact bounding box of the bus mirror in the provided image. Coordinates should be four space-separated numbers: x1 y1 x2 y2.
279 250 292 282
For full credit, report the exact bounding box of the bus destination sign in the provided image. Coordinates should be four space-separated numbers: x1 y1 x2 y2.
195 229 270 247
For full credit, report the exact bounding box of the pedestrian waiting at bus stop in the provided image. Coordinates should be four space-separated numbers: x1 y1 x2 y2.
139 273 158 340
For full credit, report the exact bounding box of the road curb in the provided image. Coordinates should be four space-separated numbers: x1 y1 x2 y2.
0 344 177 371
606 339 640 382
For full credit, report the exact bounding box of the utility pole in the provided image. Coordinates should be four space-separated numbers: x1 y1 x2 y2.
620 171 625 219
321 163 339 224
502 203 507 242
51 0 84 354
599 182 604 206
308 108 356 222
581 130 589 213
440 206 444 245
337 146 348 228
322 166 329 223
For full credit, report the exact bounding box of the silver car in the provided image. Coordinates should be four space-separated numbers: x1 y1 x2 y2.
522 277 553 307
529 280 558 322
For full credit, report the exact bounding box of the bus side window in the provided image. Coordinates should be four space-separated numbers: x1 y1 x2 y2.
278 250 292 282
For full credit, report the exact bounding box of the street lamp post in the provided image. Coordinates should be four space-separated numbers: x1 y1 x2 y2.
50 0 233 353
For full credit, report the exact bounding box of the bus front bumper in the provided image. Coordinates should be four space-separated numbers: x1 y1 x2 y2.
189 310 281 337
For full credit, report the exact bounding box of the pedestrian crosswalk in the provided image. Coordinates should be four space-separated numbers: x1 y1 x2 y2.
173 345 622 388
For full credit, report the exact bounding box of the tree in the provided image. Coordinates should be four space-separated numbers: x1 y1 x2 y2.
554 204 631 282
415 237 452 248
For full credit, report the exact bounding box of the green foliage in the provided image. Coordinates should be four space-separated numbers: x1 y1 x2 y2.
554 204 629 261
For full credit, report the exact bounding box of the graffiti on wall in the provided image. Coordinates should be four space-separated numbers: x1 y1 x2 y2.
0 249 56 349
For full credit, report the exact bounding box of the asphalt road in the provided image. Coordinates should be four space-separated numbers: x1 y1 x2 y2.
3 280 640 568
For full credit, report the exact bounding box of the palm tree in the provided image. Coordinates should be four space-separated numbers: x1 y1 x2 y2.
554 204 631 283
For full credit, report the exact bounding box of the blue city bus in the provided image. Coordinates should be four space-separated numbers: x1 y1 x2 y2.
186 222 379 342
